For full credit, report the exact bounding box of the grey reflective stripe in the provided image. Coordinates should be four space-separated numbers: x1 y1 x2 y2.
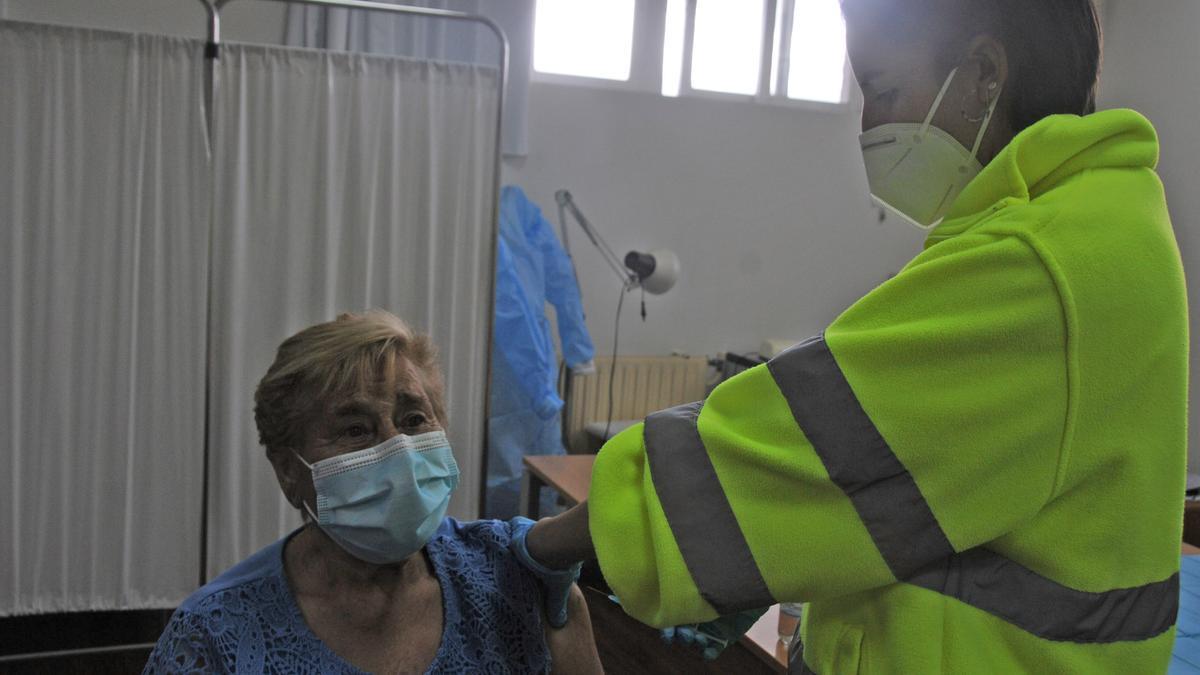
907 547 1180 643
767 335 955 579
769 334 1178 644
644 402 776 613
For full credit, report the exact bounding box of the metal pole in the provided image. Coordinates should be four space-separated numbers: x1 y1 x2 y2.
680 0 697 96
776 0 795 99
0 643 159 665
758 0 777 98
202 0 220 53
209 0 508 520
195 0 220 588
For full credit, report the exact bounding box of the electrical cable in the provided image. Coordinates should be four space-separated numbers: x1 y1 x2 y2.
603 285 628 442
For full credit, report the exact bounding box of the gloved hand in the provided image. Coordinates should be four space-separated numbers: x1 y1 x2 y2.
660 607 771 661
509 516 583 629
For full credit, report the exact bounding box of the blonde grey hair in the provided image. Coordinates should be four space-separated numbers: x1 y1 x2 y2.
253 310 446 454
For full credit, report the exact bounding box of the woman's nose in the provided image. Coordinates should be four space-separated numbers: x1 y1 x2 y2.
378 416 401 440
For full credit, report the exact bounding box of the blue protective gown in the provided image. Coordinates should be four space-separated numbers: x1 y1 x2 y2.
484 186 595 519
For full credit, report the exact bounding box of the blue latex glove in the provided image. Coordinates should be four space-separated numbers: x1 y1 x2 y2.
660 607 771 661
509 516 583 628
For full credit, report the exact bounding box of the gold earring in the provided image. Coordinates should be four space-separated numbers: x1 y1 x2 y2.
962 83 998 123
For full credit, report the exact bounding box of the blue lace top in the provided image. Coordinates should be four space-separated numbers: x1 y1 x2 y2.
144 518 550 674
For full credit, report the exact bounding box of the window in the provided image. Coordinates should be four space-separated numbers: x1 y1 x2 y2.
538 0 849 107
786 0 848 103
690 0 766 96
533 0 637 81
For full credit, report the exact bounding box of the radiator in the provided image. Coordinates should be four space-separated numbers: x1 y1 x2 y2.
563 355 710 454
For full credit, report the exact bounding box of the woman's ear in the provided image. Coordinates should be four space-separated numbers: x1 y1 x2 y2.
966 34 1009 105
267 447 304 509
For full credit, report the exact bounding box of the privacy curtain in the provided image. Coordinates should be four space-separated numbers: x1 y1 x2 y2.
0 22 210 614
284 0 533 156
205 43 498 576
1 21 499 612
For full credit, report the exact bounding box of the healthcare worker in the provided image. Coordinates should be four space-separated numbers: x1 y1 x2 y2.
486 186 595 519
510 0 1190 672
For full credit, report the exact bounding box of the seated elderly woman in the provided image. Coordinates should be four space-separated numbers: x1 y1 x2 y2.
145 310 601 673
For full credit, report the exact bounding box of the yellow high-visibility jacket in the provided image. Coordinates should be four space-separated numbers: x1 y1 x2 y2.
589 110 1189 673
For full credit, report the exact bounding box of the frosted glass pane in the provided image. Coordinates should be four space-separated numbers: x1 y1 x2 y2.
691 0 766 96
788 0 847 103
534 0 636 81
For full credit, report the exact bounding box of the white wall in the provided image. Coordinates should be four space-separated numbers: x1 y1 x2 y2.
1099 0 1200 467
504 83 925 358
8 0 1191 461
5 0 285 44
6 0 922 361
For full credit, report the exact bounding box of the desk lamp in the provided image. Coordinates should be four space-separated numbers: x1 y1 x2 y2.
554 190 680 296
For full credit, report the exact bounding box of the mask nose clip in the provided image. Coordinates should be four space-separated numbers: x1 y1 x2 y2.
862 136 899 152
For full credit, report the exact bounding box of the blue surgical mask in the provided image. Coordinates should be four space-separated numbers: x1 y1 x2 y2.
294 431 459 564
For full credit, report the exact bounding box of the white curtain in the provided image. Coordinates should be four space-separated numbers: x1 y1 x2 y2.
0 22 210 614
205 43 498 576
284 0 533 157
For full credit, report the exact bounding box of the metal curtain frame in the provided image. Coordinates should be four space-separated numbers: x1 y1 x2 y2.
194 0 508 584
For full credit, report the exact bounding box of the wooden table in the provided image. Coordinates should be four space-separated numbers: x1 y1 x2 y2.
521 454 595 519
521 454 787 672
522 455 1200 674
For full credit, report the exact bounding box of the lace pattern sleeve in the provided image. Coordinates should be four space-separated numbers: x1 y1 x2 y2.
143 608 225 675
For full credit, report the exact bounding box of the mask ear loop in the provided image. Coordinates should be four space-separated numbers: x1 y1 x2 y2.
292 450 314 471
300 500 320 523
968 86 1003 159
292 450 320 522
919 67 960 137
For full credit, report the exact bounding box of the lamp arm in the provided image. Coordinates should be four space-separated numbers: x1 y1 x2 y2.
555 190 637 287
557 199 571 254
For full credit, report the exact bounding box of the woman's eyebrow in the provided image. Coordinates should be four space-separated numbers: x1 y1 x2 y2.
331 400 374 417
394 391 428 409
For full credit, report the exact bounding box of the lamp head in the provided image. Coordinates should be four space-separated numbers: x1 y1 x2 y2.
624 249 680 295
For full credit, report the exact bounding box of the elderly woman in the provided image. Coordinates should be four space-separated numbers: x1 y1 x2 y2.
146 310 601 674
516 0 1188 673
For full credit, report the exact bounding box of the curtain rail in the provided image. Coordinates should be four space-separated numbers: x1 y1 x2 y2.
194 0 508 582
0 642 158 664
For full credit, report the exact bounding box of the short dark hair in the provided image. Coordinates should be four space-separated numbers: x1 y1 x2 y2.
847 0 1103 132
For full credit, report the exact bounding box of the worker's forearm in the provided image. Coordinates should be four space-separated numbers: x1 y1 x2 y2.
527 502 595 569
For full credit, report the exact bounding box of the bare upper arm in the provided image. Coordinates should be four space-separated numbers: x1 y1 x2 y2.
543 584 603 675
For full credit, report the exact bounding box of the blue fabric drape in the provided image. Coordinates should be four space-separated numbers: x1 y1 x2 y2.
485 186 594 519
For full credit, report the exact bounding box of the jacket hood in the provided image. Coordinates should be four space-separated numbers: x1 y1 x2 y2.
927 109 1160 245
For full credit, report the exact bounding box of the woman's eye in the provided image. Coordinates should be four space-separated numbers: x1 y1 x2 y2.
343 424 370 439
401 413 428 428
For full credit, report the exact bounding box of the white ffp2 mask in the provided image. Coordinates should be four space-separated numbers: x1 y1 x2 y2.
859 68 1001 230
